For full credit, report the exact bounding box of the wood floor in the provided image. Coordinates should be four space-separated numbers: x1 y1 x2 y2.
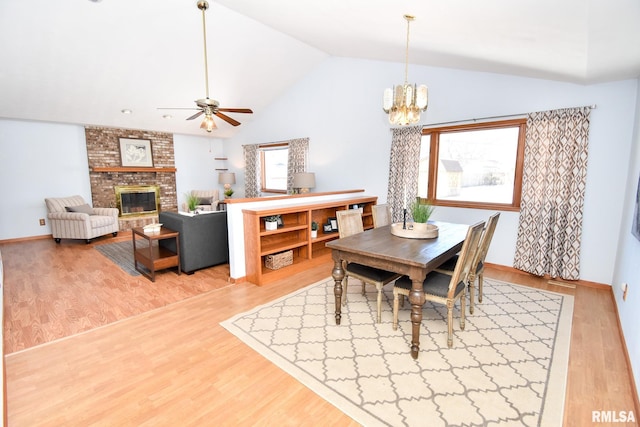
1 234 638 426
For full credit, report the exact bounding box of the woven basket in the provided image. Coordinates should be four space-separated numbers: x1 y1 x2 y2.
265 250 293 270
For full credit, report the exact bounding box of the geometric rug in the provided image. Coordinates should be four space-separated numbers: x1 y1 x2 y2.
221 277 574 427
94 240 148 276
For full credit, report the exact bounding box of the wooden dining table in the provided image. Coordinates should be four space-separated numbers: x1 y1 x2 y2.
326 221 469 359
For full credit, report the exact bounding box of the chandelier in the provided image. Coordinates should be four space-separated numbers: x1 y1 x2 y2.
383 15 428 125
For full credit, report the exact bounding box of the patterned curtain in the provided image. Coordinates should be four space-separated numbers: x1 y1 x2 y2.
513 107 591 280
243 144 261 198
387 126 423 222
286 137 310 194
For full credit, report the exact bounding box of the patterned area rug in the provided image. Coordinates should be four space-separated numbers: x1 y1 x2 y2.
95 240 148 276
221 277 573 426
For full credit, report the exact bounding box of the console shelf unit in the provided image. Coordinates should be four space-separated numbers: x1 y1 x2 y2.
243 196 377 285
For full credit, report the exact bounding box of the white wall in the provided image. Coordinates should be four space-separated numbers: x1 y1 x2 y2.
173 134 225 210
612 77 640 405
224 57 638 285
0 120 91 240
0 119 224 240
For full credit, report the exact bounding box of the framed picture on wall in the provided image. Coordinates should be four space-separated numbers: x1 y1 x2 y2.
119 138 153 167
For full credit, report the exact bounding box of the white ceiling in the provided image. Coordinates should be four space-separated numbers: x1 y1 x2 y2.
1 0 639 138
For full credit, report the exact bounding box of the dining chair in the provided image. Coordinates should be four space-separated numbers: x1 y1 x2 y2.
435 212 500 313
392 221 485 347
336 209 401 323
371 204 392 228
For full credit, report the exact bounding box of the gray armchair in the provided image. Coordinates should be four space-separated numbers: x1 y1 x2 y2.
45 195 119 243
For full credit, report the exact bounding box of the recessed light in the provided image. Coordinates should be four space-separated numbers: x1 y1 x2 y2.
162 114 173 119
121 109 132 114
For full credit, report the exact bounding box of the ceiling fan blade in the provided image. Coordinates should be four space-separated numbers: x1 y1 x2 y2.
186 110 205 120
215 112 241 126
158 107 200 110
217 108 253 114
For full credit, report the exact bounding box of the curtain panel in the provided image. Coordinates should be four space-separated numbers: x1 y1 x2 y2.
513 107 591 280
387 126 423 223
243 144 261 198
286 138 310 194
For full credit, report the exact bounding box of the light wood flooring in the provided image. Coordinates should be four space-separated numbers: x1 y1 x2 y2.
1 234 638 426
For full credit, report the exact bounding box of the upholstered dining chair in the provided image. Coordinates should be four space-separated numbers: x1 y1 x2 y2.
371 204 392 228
335 209 401 323
392 221 485 347
435 212 500 314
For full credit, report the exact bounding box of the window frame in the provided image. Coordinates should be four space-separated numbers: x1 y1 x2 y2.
259 142 289 194
422 118 526 211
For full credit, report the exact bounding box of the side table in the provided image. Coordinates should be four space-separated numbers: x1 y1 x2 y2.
132 227 181 282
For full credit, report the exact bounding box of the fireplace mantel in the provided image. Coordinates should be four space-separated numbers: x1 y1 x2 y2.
91 167 177 173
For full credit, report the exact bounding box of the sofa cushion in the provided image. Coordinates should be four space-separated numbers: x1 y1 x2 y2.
65 204 95 215
196 197 212 205
89 215 117 228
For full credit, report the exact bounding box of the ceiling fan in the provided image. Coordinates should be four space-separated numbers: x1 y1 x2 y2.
159 1 252 132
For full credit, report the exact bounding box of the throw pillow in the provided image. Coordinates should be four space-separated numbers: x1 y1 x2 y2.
196 197 212 205
65 204 95 215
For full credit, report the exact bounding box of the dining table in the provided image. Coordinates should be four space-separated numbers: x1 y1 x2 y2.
326 221 469 359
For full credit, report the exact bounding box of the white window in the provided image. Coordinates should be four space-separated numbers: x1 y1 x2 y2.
420 119 526 210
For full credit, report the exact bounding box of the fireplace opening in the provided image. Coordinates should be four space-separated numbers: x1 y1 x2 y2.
115 185 160 218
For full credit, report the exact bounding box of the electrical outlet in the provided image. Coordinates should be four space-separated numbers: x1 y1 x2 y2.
39 218 46 226
622 283 628 301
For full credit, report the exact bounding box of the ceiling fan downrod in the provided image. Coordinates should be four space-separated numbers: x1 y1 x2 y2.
197 1 210 100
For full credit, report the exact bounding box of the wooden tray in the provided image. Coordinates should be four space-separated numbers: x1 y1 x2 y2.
390 222 439 239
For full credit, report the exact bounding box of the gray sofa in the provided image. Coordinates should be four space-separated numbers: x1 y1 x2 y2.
158 211 229 274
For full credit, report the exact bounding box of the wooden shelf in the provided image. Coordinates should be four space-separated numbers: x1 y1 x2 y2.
242 195 378 285
91 167 177 173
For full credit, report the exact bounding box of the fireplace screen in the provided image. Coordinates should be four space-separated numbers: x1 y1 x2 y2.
115 185 160 217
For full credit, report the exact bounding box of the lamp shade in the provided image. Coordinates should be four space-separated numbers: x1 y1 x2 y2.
293 172 316 191
218 172 236 185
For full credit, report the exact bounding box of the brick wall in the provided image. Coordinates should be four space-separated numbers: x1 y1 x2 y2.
85 126 178 230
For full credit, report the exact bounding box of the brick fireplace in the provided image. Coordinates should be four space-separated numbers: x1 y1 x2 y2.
85 126 178 230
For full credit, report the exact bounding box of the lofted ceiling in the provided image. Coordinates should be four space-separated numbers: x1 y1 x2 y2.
1 0 639 138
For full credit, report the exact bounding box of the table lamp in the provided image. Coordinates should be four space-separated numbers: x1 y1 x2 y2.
293 172 316 194
218 172 236 198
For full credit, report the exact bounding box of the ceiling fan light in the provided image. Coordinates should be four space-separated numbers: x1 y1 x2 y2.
200 115 217 132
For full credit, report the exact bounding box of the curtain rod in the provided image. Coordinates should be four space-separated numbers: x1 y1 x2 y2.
421 104 597 128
